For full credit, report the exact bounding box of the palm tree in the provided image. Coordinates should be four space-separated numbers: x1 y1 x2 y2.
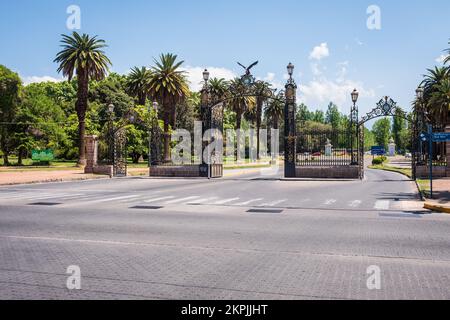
126 66 152 106
444 40 450 65
421 66 450 125
54 32 111 165
208 77 229 105
228 78 255 161
264 92 284 130
254 81 273 159
429 78 450 125
264 92 284 163
147 53 189 162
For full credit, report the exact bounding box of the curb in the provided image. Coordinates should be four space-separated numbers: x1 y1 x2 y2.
424 203 450 214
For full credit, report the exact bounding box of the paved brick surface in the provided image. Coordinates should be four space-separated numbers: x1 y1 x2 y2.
0 168 448 300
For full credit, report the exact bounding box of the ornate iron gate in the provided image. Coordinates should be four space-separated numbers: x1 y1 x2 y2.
357 97 413 180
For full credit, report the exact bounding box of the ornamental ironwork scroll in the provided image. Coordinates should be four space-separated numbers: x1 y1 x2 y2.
359 97 407 125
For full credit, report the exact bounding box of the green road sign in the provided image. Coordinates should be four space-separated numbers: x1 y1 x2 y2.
32 149 54 162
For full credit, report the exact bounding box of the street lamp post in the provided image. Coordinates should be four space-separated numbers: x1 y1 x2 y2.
350 89 359 165
200 69 211 178
107 104 115 166
416 85 433 198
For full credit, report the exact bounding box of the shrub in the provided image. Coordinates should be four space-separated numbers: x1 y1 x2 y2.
372 156 387 165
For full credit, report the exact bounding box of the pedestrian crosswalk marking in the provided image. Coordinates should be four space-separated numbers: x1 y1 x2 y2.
214 198 240 205
86 195 140 204
188 197 218 204
235 198 264 206
144 196 175 203
164 196 200 204
261 199 287 207
349 200 362 208
374 200 390 210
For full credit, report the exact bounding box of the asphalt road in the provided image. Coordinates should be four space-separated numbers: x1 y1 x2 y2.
0 168 449 300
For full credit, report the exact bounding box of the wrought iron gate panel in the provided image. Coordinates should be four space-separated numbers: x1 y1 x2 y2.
113 127 127 177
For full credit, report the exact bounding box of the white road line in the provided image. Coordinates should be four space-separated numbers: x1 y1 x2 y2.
261 199 287 207
324 199 337 205
214 198 240 205
235 198 264 206
349 200 362 208
374 200 390 210
85 195 140 204
144 196 175 203
164 196 200 204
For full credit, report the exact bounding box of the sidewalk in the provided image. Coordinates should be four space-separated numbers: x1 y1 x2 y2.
0 169 109 186
423 178 450 213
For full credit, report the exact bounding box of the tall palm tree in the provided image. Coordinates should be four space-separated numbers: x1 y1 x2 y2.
254 81 273 159
208 77 229 105
126 66 152 106
444 40 450 65
429 78 450 125
147 53 189 162
264 92 284 130
54 32 111 165
228 78 255 161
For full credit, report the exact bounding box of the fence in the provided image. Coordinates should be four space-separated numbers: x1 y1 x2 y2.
296 129 354 166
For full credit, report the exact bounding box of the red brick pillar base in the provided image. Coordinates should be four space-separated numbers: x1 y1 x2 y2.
84 135 98 174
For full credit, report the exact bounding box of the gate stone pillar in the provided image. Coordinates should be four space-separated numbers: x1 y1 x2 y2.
84 135 98 174
284 63 297 178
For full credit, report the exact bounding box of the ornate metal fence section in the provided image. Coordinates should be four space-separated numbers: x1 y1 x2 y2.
296 129 353 167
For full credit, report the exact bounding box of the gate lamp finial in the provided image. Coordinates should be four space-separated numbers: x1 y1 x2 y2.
287 63 294 77
351 89 359 104
416 86 424 100
203 69 210 82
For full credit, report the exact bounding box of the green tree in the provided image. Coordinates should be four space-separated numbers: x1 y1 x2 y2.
372 118 391 149
0 65 22 165
15 82 70 164
147 53 189 162
312 110 325 123
392 110 409 153
54 32 112 165
325 102 342 130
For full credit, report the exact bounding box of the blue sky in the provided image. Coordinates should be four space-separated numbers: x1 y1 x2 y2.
1 0 449 124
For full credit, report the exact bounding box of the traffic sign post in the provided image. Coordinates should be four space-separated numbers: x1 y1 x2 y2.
427 125 433 199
